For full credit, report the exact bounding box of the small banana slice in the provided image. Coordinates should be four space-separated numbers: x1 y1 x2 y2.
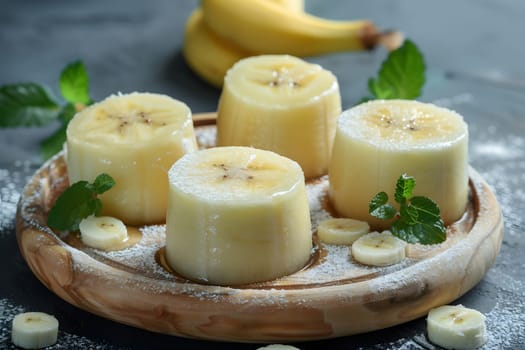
166 146 312 285
216 54 341 179
351 231 406 266
257 345 301 350
317 218 370 245
79 215 128 251
11 312 59 349
66 92 198 226
329 99 469 229
427 305 487 350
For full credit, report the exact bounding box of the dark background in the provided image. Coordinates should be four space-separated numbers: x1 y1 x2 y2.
1 0 524 349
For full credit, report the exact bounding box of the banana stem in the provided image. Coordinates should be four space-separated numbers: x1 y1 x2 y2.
373 30 404 51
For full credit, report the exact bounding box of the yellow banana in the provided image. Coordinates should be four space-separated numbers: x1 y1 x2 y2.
183 0 304 87
268 0 304 12
200 0 384 56
183 9 249 88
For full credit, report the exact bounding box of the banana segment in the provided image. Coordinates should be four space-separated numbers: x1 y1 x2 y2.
427 305 487 349
66 92 198 226
79 215 128 251
317 218 370 245
350 231 407 266
166 146 312 285
11 312 59 349
201 0 380 56
329 99 469 229
257 345 301 350
217 55 341 179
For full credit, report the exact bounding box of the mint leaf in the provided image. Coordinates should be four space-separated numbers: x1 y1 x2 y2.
47 173 115 231
39 103 78 160
0 83 60 127
59 60 90 105
91 173 116 194
58 103 77 124
392 196 446 244
361 39 425 102
394 174 415 204
40 124 67 160
369 192 397 219
47 181 97 231
399 203 419 225
368 174 446 245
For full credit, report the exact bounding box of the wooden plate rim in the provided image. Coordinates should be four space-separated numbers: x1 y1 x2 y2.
15 113 504 342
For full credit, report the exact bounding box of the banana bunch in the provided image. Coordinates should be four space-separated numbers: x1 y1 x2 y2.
183 0 399 87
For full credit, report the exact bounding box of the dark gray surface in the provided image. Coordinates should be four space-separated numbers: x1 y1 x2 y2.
1 0 524 349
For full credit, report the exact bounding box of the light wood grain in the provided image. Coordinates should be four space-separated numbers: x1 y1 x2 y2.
15 114 504 342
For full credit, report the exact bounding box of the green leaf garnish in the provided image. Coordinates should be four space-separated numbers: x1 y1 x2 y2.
57 103 77 124
40 124 67 160
361 39 425 102
369 174 446 245
0 83 60 127
369 192 397 220
59 60 91 105
39 103 78 159
47 173 115 231
90 173 116 194
394 174 415 204
0 60 92 160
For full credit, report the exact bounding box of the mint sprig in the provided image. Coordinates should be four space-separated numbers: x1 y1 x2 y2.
47 173 115 231
0 60 92 160
369 174 446 245
59 60 91 105
0 83 60 127
360 39 425 103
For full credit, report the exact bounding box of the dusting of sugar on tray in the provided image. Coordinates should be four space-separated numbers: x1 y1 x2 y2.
0 161 35 236
11 122 518 347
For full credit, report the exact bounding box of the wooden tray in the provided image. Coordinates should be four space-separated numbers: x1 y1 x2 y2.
16 113 504 343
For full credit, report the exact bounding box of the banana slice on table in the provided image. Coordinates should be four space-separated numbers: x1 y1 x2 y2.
329 99 469 229
257 345 301 350
200 0 382 56
79 215 128 251
11 312 59 349
66 92 198 226
217 54 341 179
351 231 407 266
166 146 312 286
317 218 370 245
427 305 487 349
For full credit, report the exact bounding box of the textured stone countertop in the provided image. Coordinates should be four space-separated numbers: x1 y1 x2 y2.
1 0 524 349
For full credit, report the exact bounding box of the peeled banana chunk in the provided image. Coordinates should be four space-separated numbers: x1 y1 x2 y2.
427 304 487 350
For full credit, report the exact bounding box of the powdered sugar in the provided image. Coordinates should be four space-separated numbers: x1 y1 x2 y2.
0 161 35 235
8 121 522 347
0 298 119 349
